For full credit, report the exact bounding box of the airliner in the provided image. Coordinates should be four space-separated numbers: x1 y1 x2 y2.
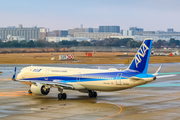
12 38 175 100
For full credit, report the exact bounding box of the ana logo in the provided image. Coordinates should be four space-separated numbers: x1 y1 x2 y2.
134 42 149 67
33 69 42 72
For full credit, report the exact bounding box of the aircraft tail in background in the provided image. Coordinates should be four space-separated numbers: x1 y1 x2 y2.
12 67 17 81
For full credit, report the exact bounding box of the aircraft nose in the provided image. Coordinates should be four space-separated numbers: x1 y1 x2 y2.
153 76 156 80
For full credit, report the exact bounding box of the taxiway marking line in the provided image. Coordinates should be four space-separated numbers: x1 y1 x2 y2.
97 103 122 120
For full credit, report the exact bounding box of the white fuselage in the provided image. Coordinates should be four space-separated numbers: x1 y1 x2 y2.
17 66 154 91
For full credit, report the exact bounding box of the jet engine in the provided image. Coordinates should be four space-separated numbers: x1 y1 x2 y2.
31 83 50 95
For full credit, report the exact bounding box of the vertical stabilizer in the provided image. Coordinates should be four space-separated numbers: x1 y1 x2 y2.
128 38 152 73
12 67 17 81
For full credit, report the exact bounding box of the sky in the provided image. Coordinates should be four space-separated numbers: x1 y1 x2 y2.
0 0 180 31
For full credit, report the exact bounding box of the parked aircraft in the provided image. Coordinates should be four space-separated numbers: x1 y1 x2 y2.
12 38 175 100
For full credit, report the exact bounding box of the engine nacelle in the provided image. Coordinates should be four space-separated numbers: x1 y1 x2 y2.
31 83 50 95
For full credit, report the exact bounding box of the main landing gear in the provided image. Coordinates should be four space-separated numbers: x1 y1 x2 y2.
58 93 67 100
58 87 67 100
88 90 97 98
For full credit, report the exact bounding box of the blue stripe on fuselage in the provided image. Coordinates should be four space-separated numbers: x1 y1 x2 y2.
80 70 140 77
19 70 153 83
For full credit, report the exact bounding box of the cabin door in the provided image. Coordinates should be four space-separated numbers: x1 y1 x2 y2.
76 72 81 82
44 69 50 80
116 73 122 85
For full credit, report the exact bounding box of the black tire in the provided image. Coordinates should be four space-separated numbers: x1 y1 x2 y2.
62 93 67 100
28 90 32 94
93 92 97 98
89 92 93 98
58 93 62 100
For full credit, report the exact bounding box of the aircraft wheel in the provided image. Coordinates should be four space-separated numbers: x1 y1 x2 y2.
93 92 97 98
58 93 62 100
28 90 32 94
89 92 93 98
62 93 67 100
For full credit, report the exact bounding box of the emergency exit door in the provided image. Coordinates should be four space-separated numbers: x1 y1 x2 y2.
116 73 122 85
44 69 50 80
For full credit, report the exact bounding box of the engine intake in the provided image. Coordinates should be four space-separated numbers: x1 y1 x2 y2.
31 83 50 95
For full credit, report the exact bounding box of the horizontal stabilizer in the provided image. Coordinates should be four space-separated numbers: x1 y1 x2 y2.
156 74 177 78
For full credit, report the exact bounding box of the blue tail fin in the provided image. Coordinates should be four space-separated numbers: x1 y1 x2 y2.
128 38 152 73
12 67 17 81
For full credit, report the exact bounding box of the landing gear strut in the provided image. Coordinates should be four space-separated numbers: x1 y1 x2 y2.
28 85 32 94
58 87 67 100
88 90 97 98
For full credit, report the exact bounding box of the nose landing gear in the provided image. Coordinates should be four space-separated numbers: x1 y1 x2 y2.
28 85 32 94
28 89 32 94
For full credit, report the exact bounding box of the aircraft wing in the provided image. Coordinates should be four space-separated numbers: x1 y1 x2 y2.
18 80 73 89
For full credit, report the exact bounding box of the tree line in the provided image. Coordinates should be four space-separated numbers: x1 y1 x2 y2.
0 38 179 48
153 38 180 48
